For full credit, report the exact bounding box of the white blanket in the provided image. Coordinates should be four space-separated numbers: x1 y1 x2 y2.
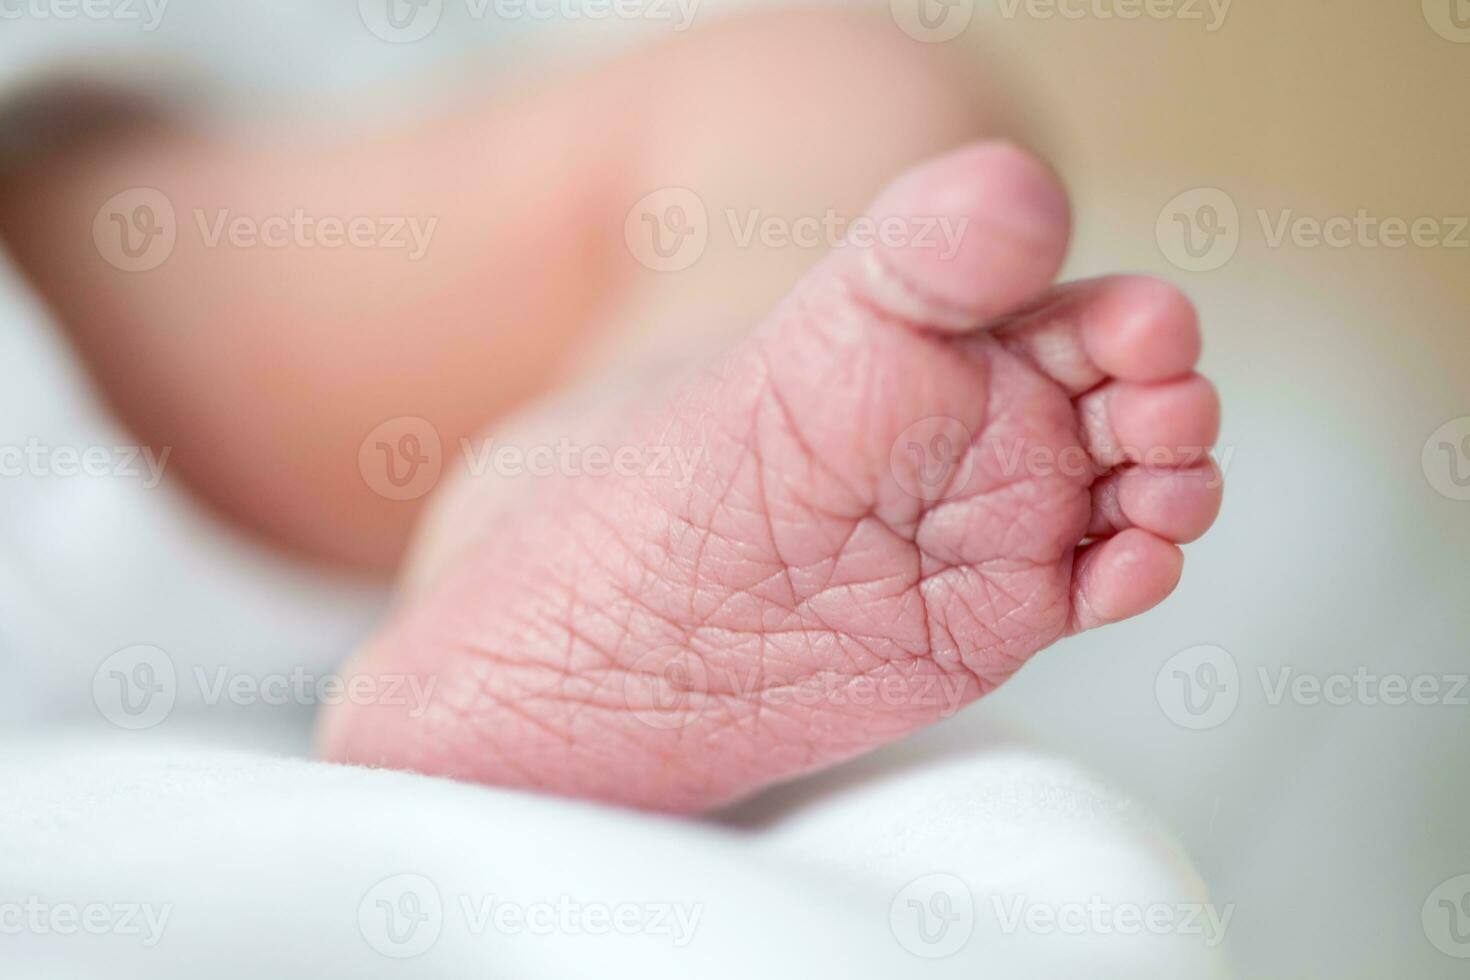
0 726 1226 978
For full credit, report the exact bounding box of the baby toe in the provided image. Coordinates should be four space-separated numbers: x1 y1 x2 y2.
992 274 1201 396
1077 374 1220 469
1079 275 1201 382
1068 528 1184 634
857 141 1072 330
1089 462 1224 543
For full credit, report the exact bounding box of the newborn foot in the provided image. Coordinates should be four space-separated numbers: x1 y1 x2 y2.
320 143 1222 813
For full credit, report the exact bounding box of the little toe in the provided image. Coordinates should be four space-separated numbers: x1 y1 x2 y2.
1068 528 1184 634
992 275 1201 395
1077 374 1221 469
1088 462 1224 543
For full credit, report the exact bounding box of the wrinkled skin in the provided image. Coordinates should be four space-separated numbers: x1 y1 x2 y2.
321 145 1222 813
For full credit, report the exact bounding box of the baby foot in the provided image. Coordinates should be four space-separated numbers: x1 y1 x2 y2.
320 143 1222 813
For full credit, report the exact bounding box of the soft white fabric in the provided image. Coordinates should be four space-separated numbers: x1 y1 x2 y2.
0 4 1223 978
0 726 1226 979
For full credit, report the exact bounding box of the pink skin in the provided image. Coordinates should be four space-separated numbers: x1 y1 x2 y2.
319 143 1222 814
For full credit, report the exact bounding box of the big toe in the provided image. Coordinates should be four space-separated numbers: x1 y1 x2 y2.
854 140 1072 330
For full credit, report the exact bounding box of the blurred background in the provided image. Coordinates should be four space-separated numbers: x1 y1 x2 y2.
955 1 1470 977
738 0 1470 940
0 1 1464 977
